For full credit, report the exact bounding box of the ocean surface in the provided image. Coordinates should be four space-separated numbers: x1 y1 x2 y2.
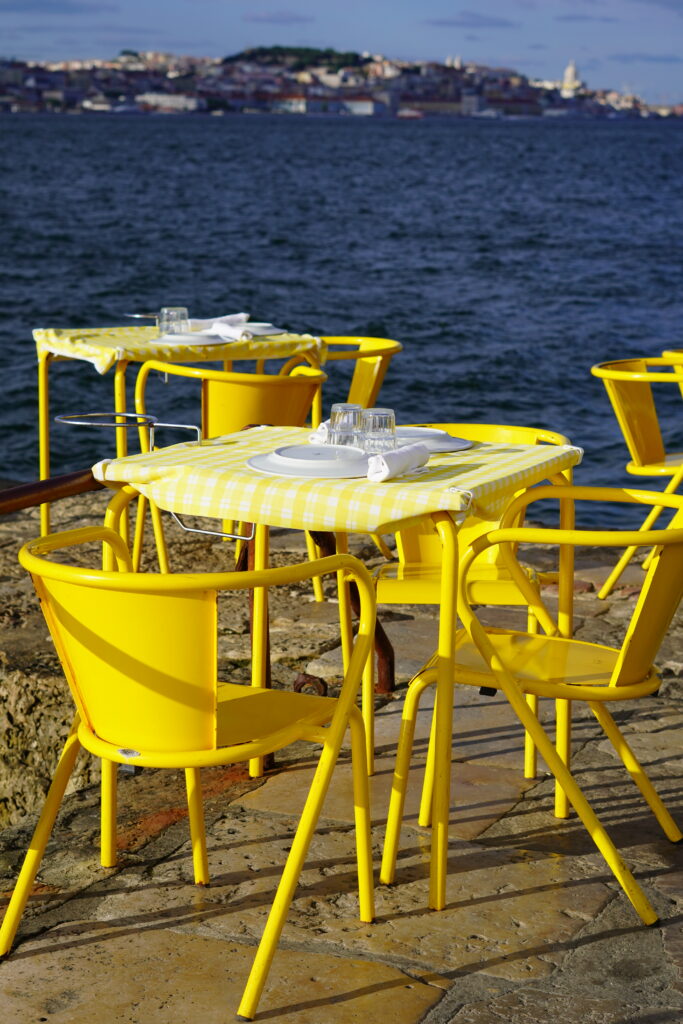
1 113 683 526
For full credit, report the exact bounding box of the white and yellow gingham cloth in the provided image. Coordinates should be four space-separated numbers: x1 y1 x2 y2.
94 426 582 533
34 326 325 375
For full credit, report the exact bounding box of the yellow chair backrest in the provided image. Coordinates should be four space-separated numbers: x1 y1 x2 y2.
611 503 683 686
320 336 403 408
662 349 683 400
21 534 220 755
394 423 571 572
591 358 667 466
135 360 327 442
203 368 326 437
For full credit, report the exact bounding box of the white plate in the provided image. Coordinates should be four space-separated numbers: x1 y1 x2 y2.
153 324 287 346
238 322 286 336
248 444 370 478
152 332 231 346
396 427 473 453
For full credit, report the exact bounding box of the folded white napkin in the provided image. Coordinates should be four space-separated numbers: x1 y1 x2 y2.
367 443 430 482
189 313 286 341
308 420 331 443
189 312 246 328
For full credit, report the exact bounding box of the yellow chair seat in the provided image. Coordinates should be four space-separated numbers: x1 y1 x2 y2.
627 451 683 476
452 629 658 701
216 682 336 747
375 560 544 606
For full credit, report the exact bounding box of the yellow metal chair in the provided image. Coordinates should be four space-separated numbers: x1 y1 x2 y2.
591 357 683 598
373 422 574 784
284 336 403 426
375 422 573 611
132 360 327 572
0 526 375 1022
322 335 402 407
381 485 683 925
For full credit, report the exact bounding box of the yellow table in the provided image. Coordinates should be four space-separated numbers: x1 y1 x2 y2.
34 325 324 532
93 425 582 911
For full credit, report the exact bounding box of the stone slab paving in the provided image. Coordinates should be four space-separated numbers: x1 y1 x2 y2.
2 684 680 1022
0 926 441 1023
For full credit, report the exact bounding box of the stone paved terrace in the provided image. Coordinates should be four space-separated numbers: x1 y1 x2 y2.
0 491 681 1023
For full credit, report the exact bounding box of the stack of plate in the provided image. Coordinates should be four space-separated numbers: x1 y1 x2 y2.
248 444 370 478
394 427 473 453
247 431 473 478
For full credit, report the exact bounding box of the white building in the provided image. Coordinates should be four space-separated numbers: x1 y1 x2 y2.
561 60 582 99
135 92 205 112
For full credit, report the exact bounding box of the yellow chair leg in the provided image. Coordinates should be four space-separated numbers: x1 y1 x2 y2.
349 706 375 922
361 653 375 776
132 495 146 572
523 610 540 778
419 732 436 827
524 694 538 779
418 678 439 827
336 534 353 674
598 481 679 599
100 758 118 868
237 731 355 1020
0 720 81 956
150 500 170 574
185 767 210 885
305 532 324 603
234 524 246 566
381 673 435 885
554 698 572 819
503 682 658 924
598 547 636 600
590 702 683 843
371 533 393 559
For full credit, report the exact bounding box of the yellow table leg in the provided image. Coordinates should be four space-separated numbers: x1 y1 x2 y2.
249 523 270 779
113 361 130 548
555 476 575 818
429 513 458 911
38 351 53 535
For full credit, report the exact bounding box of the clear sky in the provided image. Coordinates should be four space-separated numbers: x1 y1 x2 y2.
2 0 682 103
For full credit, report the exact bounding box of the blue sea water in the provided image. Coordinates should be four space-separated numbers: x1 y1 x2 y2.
1 113 682 525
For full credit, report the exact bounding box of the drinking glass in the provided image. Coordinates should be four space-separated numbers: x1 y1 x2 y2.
158 306 190 335
361 407 396 453
328 403 364 447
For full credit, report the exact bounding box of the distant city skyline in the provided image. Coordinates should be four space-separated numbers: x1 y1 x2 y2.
2 0 683 104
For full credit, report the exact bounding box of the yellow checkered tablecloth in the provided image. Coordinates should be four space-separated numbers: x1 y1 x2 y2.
34 326 325 375
94 427 582 534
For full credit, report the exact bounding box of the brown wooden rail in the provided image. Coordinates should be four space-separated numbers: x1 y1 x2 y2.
0 470 104 516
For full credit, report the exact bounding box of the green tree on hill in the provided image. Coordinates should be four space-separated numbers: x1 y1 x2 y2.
223 46 367 72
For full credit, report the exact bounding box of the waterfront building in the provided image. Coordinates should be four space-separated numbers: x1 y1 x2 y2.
561 59 582 99
135 91 205 112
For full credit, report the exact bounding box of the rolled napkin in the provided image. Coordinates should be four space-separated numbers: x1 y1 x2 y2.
367 442 430 482
308 419 331 443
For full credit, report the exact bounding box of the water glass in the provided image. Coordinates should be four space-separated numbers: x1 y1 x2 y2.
361 407 396 453
158 306 190 335
328 403 364 447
